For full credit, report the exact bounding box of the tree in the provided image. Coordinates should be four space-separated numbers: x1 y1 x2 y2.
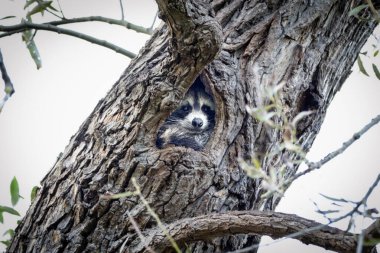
1 0 380 252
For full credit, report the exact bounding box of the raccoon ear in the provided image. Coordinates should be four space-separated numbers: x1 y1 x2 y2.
198 74 213 96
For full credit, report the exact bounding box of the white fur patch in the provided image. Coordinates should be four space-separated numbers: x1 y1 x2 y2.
186 111 208 130
199 96 214 110
183 96 194 107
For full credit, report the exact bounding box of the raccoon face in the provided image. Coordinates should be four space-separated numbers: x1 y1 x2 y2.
172 88 215 132
156 77 215 150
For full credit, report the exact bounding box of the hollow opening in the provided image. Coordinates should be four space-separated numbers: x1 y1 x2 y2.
156 76 216 151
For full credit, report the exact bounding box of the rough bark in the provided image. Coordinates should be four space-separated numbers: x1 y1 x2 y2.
8 0 377 253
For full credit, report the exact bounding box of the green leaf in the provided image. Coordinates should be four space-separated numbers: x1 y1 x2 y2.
364 238 380 246
24 0 38 9
374 50 379 57
0 16 16 20
4 85 14 95
1 240 10 247
0 212 3 223
30 186 39 202
0 206 20 216
238 158 266 180
46 3 58 12
357 55 369 76
10 177 20 206
373 64 380 80
26 1 53 17
349 4 368 17
3 229 14 238
22 29 42 69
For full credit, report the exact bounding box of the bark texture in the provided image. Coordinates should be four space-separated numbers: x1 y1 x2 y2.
8 0 377 252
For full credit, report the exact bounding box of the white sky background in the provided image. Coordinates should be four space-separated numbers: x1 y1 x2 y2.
0 1 379 252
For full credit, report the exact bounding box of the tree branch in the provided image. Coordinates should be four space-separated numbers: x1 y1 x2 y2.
47 16 153 35
130 174 380 253
287 114 380 184
56 0 66 19
119 0 125 21
0 16 152 38
0 21 136 59
150 12 158 31
139 211 356 253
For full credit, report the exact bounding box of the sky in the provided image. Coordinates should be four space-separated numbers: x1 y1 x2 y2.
0 1 379 252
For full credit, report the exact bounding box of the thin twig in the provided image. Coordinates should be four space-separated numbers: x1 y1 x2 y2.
0 49 14 95
0 16 152 38
0 21 136 59
150 12 158 31
126 211 156 253
119 237 129 253
48 16 152 34
0 49 14 113
131 178 182 253
39 8 62 19
286 114 380 185
119 0 125 21
56 0 66 19
0 93 10 113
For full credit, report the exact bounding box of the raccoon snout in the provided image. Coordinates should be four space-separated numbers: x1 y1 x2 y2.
192 118 203 128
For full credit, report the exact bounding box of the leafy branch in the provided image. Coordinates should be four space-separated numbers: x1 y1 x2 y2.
0 21 137 59
350 1 380 79
0 0 155 66
241 74 380 252
99 174 379 253
0 17 153 39
0 177 21 248
286 113 380 185
128 172 379 253
243 79 380 200
49 16 153 35
243 82 313 197
228 174 380 253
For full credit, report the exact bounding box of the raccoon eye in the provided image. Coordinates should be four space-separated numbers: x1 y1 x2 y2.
182 105 191 112
202 105 210 113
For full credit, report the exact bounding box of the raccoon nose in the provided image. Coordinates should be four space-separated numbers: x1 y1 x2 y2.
192 118 203 128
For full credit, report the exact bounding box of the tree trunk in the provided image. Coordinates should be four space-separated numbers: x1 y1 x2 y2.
8 1 376 252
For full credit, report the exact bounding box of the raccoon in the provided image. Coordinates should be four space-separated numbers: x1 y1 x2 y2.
156 77 215 151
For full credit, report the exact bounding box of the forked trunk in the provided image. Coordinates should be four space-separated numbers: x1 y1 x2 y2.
8 1 376 252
